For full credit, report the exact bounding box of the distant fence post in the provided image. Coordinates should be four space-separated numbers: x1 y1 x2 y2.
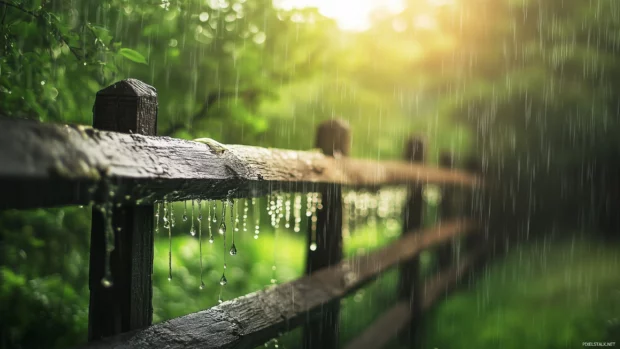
437 152 456 270
464 156 484 259
88 79 157 340
398 136 425 346
303 119 349 349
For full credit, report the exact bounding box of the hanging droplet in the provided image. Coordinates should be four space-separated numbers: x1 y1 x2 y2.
253 197 260 239
293 193 302 233
230 199 237 256
101 276 113 288
170 203 176 227
162 200 169 229
199 281 205 290
190 200 195 236
284 194 291 229
155 202 161 233
197 199 203 221
310 242 317 251
183 201 188 221
306 193 312 217
219 274 228 285
207 200 214 243
243 199 249 232
219 200 227 235
212 201 218 223
199 200 204 289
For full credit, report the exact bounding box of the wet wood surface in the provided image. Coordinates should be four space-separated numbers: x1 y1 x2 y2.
76 219 476 349
0 119 480 210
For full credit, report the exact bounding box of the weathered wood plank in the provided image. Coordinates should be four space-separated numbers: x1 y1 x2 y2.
76 219 475 349
343 244 489 349
0 118 480 210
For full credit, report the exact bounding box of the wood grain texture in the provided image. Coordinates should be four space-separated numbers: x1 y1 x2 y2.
76 219 476 349
0 118 480 210
343 244 489 349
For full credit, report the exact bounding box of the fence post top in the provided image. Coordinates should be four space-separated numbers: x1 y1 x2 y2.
439 151 455 168
405 136 425 163
316 119 351 157
96 79 157 97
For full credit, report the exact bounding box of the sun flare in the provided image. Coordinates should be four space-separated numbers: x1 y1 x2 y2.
274 0 405 31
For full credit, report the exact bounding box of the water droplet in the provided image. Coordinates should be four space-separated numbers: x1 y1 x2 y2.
219 274 228 285
155 202 161 233
212 201 218 222
219 221 227 235
190 226 196 236
101 276 113 287
306 193 313 217
229 243 237 255
294 193 302 232
284 194 291 229
183 201 188 221
200 281 205 290
310 242 317 251
209 237 214 243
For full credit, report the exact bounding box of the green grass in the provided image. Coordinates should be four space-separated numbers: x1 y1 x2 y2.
420 236 620 349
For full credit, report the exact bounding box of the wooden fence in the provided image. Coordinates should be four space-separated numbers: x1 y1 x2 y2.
0 79 487 349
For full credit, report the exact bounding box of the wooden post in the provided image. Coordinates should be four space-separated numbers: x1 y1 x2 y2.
437 152 455 270
303 119 349 349
88 79 157 340
464 156 483 253
398 136 425 346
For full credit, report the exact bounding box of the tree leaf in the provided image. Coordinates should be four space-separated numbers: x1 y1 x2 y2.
118 48 148 65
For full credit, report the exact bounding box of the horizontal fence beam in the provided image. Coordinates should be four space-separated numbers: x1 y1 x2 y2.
75 219 476 349
343 243 490 349
0 119 480 210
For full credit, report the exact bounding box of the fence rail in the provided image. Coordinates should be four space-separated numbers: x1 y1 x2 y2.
0 79 488 349
77 220 477 349
0 118 479 210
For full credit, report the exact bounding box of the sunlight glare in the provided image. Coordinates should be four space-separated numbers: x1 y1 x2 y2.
274 0 405 31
